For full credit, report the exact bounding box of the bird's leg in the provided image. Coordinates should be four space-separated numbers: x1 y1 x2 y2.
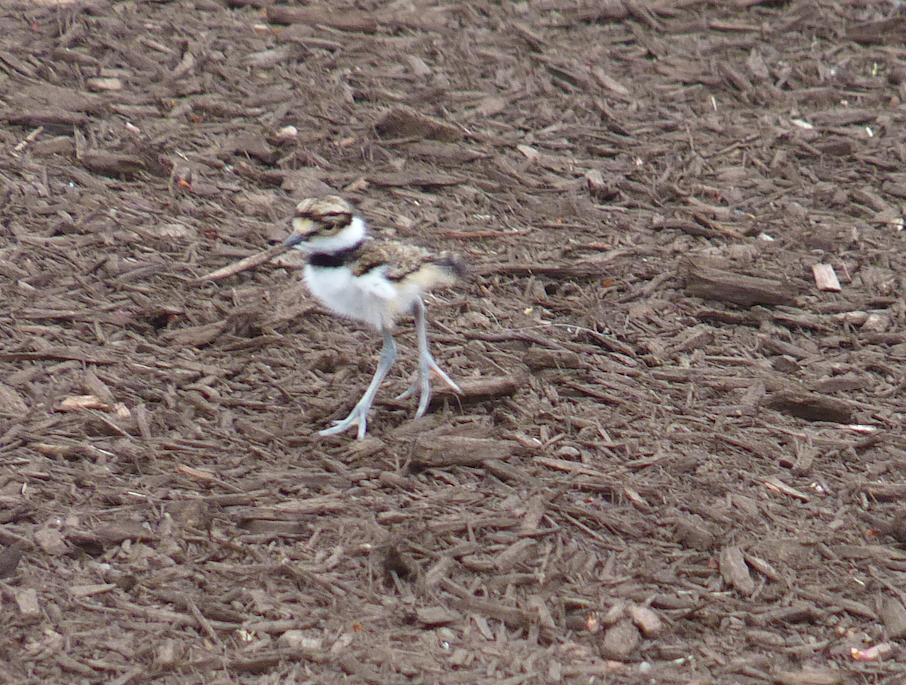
320 328 396 440
396 299 461 418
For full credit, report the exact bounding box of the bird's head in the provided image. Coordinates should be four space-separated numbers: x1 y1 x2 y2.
284 196 364 253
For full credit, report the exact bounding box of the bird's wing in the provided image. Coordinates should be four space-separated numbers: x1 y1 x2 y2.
352 241 433 281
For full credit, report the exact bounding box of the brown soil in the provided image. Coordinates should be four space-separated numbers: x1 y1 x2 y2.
2 0 906 682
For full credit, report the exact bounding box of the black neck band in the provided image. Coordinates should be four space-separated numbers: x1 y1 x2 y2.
308 242 363 269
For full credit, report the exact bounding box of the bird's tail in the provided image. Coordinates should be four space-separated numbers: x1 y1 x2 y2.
406 253 466 291
432 253 467 280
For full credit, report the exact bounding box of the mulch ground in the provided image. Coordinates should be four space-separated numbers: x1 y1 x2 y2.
2 0 906 683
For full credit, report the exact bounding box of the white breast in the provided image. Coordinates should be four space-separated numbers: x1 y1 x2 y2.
304 264 421 330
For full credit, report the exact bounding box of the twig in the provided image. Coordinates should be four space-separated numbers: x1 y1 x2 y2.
185 595 223 647
13 125 44 153
195 244 288 283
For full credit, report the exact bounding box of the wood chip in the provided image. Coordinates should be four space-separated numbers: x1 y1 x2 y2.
720 545 755 596
366 171 465 188
57 394 110 412
15 588 40 617
845 17 906 45
34 528 69 555
590 67 630 95
523 349 583 370
411 436 517 468
881 598 906 640
2 109 90 132
494 538 536 572
0 382 28 417
433 374 525 403
454 596 534 631
265 6 379 33
162 322 227 347
598 620 640 661
86 77 122 92
517 144 540 162
375 106 462 142
79 150 147 177
743 552 783 582
674 517 716 551
176 465 218 482
753 602 822 626
763 476 810 502
415 607 462 626
66 523 156 547
69 583 117 597
861 313 889 333
812 264 841 291
515 497 546 535
796 588 877 620
626 605 663 638
276 630 323 651
763 391 854 423
682 258 797 307
584 168 617 201
773 670 844 685
471 96 508 118
0 546 23 579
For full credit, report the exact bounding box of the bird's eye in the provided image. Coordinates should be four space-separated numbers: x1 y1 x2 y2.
319 215 347 235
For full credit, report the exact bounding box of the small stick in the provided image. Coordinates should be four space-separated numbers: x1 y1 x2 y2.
13 126 44 153
194 244 289 283
184 595 223 647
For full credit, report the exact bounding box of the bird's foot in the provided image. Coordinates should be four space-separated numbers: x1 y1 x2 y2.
319 404 370 440
397 359 462 419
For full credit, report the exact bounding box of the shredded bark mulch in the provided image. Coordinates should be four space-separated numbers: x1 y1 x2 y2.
2 0 906 682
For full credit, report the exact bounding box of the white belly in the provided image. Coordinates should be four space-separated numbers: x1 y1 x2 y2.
304 264 421 330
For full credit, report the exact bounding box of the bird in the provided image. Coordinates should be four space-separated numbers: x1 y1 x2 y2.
283 195 464 439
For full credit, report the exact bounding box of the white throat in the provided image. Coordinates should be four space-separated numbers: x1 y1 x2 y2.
305 216 368 254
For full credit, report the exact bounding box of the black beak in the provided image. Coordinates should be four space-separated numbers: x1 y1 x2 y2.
284 232 304 248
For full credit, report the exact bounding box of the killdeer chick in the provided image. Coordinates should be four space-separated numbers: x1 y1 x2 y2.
284 196 464 439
